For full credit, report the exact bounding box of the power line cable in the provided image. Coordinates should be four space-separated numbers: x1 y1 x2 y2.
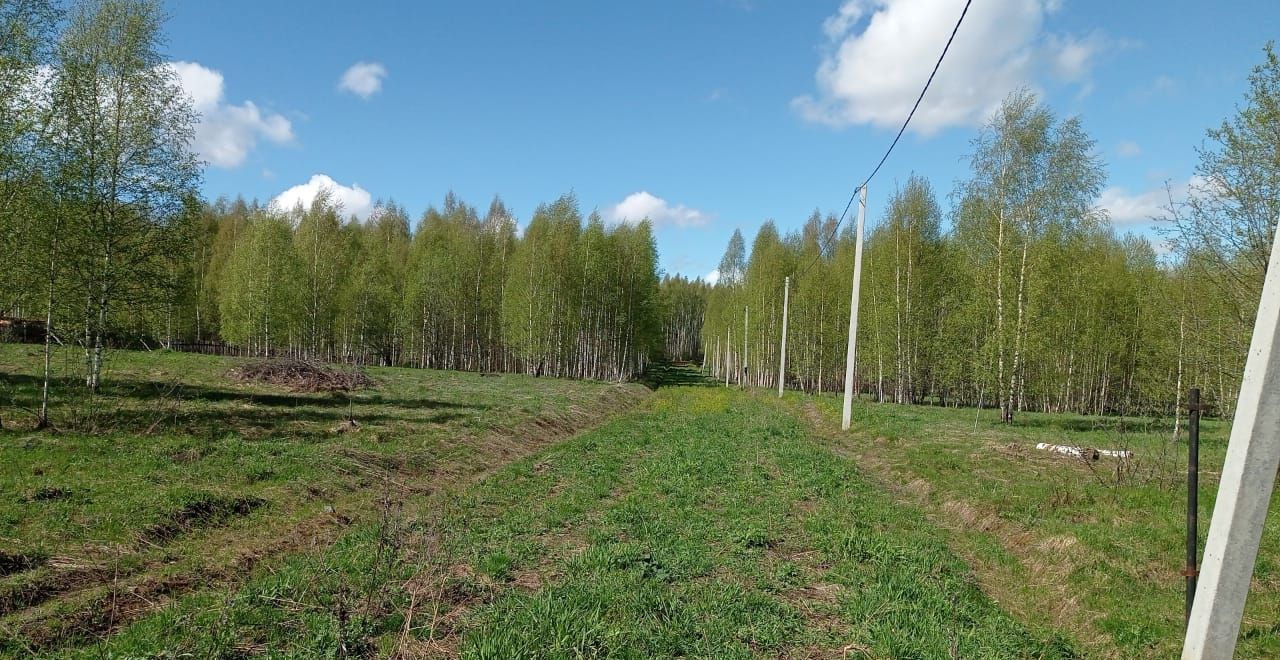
795 0 974 280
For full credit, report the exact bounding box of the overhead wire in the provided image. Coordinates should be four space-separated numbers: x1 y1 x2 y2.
793 0 974 280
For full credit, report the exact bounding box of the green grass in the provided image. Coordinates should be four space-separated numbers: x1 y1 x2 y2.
76 385 1071 658
801 393 1280 658
0 344 646 652
7 346 1256 657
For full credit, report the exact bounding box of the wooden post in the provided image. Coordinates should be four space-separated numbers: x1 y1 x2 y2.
842 185 868 431
778 276 790 398
1183 226 1280 658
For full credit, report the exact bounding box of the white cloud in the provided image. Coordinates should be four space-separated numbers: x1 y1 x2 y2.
1047 32 1105 82
1097 186 1166 225
1117 140 1142 158
703 269 721 285
338 62 387 99
271 174 375 221
793 0 1104 134
1097 177 1203 226
822 1 868 41
607 191 710 228
169 61 293 169
167 61 290 168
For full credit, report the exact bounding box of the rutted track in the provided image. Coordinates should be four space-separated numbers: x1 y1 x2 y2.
2 382 648 653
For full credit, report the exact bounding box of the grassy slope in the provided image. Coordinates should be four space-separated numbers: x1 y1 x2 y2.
0 345 647 652
7 346 1255 657
802 394 1280 658
88 385 1070 658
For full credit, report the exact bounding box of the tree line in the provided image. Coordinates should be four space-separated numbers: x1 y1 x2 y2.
182 190 664 381
702 47 1279 421
3 0 1274 427
0 0 673 433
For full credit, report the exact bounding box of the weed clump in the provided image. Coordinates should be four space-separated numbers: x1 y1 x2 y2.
229 359 376 393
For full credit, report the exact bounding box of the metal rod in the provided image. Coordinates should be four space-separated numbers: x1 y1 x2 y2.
1186 387 1201 626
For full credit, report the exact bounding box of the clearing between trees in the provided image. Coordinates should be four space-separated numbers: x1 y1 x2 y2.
3 351 1278 657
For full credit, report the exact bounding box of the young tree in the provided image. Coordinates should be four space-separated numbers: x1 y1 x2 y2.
0 0 60 426
1166 43 1280 414
718 229 746 286
340 202 410 364
48 0 200 391
863 175 944 404
953 90 1104 422
291 189 348 358
218 213 301 353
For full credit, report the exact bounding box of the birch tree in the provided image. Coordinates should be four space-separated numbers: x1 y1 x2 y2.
218 213 301 353
1165 43 1280 415
48 0 199 391
955 90 1103 422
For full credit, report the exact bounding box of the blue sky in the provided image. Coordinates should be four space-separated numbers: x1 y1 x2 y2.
163 0 1279 281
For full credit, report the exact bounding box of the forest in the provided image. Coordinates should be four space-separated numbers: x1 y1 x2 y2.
1 0 1277 427
694 59 1279 421
0 0 672 420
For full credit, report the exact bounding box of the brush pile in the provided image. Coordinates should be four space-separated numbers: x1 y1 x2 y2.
229 359 376 392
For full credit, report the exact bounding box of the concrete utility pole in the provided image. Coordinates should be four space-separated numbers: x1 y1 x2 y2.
743 306 749 388
1183 225 1280 659
841 185 868 431
778 276 790 398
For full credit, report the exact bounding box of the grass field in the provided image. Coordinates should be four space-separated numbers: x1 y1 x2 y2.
56 379 1072 658
2 346 1278 657
0 345 646 653
802 393 1280 658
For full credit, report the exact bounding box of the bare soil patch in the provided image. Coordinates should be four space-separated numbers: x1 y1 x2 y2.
142 494 267 544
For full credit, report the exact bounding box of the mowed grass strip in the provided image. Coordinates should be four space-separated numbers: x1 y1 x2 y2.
85 384 1072 658
0 345 646 651
801 394 1280 658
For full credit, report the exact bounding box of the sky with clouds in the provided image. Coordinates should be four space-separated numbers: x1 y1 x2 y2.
164 0 1279 281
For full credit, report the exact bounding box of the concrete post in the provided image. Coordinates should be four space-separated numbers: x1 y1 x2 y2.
1183 225 1280 658
841 185 868 431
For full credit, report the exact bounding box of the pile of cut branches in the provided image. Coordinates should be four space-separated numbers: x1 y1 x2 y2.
229 359 376 392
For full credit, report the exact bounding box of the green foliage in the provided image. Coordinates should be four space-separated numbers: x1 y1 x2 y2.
218 213 302 350
500 194 661 380
659 275 709 362
1165 43 1280 415
290 190 350 357
700 87 1266 419
42 0 201 389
